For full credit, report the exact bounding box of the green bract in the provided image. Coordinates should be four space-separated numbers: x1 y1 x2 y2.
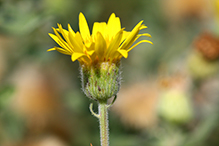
81 62 121 101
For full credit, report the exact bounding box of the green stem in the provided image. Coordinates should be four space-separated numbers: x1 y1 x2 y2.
98 100 109 146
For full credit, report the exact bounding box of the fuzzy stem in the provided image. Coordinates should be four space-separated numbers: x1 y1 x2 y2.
98 100 109 146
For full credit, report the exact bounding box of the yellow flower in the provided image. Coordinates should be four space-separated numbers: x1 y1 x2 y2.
48 12 152 66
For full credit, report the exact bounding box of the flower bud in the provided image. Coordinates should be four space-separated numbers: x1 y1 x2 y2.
81 62 121 101
187 52 219 79
158 89 193 124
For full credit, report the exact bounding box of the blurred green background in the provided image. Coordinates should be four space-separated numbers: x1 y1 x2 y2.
1 0 219 146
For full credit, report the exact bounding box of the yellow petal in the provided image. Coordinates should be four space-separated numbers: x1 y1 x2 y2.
87 50 95 56
106 29 123 57
85 42 95 52
71 52 86 62
51 28 73 53
129 33 152 44
57 24 74 49
56 28 69 36
79 12 91 42
127 40 153 52
49 33 72 53
107 13 121 40
56 24 69 36
74 32 84 49
48 33 62 46
47 47 71 55
55 47 72 55
139 25 147 30
121 30 130 43
137 33 152 38
68 31 84 53
95 32 106 59
119 21 143 51
117 49 128 58
92 22 107 39
47 48 56 52
68 24 76 36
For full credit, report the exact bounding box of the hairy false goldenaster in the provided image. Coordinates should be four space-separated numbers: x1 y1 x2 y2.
48 12 152 66
48 13 152 146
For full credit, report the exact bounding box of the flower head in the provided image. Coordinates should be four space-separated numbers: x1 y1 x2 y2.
48 13 152 101
48 12 152 66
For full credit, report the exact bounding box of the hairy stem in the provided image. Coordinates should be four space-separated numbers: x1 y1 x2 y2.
98 100 109 146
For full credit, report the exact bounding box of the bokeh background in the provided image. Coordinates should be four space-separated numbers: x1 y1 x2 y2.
1 0 219 146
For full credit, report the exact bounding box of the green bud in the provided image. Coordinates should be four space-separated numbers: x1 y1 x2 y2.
81 62 121 101
187 51 219 79
158 90 193 124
